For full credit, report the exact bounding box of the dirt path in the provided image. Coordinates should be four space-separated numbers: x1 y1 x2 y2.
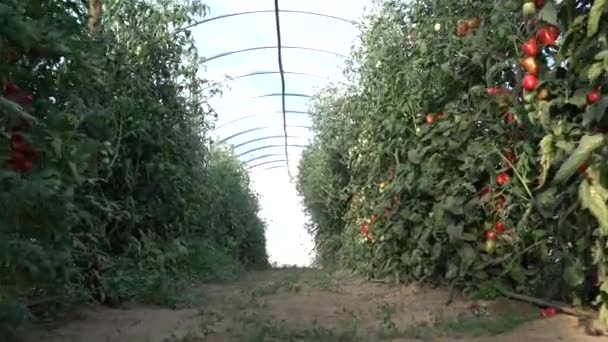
19 268 603 341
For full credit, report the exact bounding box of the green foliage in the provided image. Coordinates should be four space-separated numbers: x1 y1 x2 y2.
298 0 608 328
0 0 268 331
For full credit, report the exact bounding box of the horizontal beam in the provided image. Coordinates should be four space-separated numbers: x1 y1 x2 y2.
245 153 285 164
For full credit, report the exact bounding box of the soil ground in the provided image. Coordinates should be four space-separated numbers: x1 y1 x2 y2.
17 268 605 341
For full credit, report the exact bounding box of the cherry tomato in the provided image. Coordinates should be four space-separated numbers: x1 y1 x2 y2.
457 20 470 37
537 88 549 100
520 57 539 76
486 87 503 96
541 307 557 318
480 186 491 196
505 113 516 124
503 151 517 167
522 37 539 57
587 87 601 105
485 239 497 253
436 112 444 120
12 140 28 153
496 172 511 186
523 2 536 18
537 25 559 46
535 0 545 8
577 161 590 174
523 74 538 91
360 223 370 235
495 195 507 212
495 222 505 233
371 214 377 223
486 230 497 241
426 113 435 125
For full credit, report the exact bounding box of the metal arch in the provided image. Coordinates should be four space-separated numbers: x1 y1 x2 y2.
201 46 346 64
248 159 287 169
213 111 312 132
245 153 285 164
180 10 355 32
199 71 329 92
232 135 302 149
218 125 312 143
236 144 307 158
212 93 314 111
263 165 288 171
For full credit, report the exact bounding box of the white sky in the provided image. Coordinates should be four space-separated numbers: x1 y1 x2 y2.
193 0 371 266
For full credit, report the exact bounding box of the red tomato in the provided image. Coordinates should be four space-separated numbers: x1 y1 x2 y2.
521 37 539 57
486 230 497 241
535 0 545 8
11 131 25 143
436 112 444 120
3 82 20 95
480 186 491 196
577 161 590 174
426 113 435 125
457 21 470 37
523 74 538 91
495 222 505 233
11 151 27 164
541 307 558 318
537 25 559 46
17 94 34 107
505 113 516 124
360 223 370 235
12 140 28 153
371 214 378 223
495 195 507 212
587 87 601 105
496 172 511 186
486 87 503 96
503 151 517 167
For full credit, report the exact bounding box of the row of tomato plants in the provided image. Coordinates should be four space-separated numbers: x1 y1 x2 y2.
299 0 608 328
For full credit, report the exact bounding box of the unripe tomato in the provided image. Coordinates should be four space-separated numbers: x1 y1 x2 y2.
485 239 497 253
523 74 538 91
523 2 536 18
467 17 481 29
537 88 549 100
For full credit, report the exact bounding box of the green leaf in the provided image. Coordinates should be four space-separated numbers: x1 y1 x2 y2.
551 134 605 185
587 0 608 37
407 149 421 164
538 0 558 25
579 172 608 235
538 134 553 188
447 224 463 241
563 260 585 287
458 244 476 275
588 62 605 82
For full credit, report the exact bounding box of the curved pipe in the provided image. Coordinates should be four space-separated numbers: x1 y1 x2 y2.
218 125 311 143
236 144 307 157
180 10 355 32
254 93 312 99
213 110 312 132
212 93 314 111
232 135 301 149
201 71 328 91
263 165 288 171
245 153 285 164
248 159 287 169
201 46 346 64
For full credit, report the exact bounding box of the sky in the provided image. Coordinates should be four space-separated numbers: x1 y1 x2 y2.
192 0 371 266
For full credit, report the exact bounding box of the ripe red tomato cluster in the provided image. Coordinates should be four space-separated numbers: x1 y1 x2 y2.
3 82 37 174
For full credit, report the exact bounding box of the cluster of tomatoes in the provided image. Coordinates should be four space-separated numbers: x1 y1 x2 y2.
3 82 38 174
425 111 444 126
479 151 518 253
359 167 401 243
